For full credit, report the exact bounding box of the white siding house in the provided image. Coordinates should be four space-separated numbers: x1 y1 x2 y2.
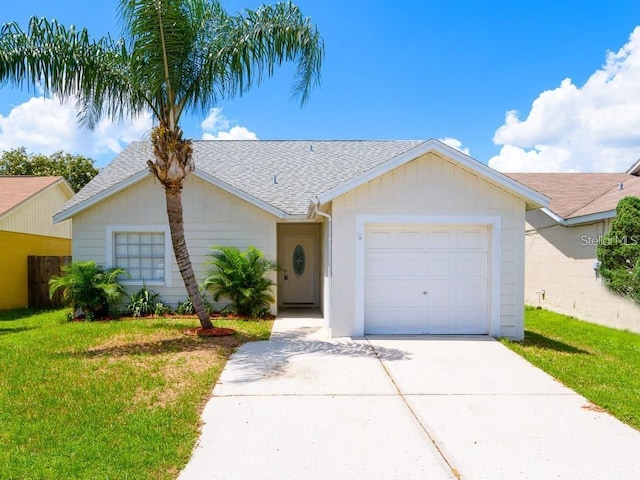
55 139 546 338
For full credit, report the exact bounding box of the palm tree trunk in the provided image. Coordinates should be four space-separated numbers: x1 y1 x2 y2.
165 185 213 329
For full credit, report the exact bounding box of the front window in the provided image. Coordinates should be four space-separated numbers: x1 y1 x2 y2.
107 228 169 284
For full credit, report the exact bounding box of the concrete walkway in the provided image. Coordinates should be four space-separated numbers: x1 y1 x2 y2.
179 314 640 480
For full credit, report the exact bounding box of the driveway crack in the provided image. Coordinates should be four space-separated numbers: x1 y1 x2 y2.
366 337 463 480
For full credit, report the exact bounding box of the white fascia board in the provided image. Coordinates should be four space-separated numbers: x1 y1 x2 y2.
53 177 75 199
538 207 616 226
193 169 288 219
626 158 640 176
53 170 150 223
280 214 314 222
315 138 550 209
564 210 616 226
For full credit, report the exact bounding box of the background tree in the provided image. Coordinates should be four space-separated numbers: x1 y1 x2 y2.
0 0 323 329
0 148 98 192
597 196 640 302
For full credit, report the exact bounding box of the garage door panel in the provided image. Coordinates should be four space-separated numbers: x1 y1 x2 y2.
366 230 395 250
364 279 395 306
425 309 455 333
365 278 426 306
457 252 487 276
366 253 427 277
365 307 427 334
426 229 453 249
397 253 428 276
457 308 487 331
426 279 455 307
364 224 489 335
397 230 424 249
427 252 454 275
458 229 487 249
365 253 399 276
365 307 398 334
457 280 487 307
397 307 428 333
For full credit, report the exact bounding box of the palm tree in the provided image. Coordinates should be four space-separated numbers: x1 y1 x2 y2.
0 0 323 329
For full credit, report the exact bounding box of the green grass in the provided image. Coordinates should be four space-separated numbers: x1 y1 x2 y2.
0 308 272 480
503 306 640 431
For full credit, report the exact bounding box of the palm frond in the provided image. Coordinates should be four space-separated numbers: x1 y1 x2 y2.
204 245 276 316
180 0 324 115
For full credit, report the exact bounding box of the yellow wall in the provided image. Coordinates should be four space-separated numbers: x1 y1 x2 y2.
0 231 71 310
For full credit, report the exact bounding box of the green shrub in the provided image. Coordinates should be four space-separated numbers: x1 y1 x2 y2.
49 261 127 320
597 196 640 302
154 302 173 316
203 246 276 317
127 286 161 317
176 293 214 315
176 298 195 315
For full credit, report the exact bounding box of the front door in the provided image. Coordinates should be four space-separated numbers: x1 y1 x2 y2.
281 233 317 306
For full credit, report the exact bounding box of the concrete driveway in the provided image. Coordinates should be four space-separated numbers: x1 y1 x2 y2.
178 314 640 480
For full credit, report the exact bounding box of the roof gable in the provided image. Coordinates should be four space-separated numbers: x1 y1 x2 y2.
0 176 72 218
55 139 547 222
314 139 548 211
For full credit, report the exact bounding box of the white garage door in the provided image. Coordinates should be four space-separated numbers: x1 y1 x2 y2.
364 224 488 334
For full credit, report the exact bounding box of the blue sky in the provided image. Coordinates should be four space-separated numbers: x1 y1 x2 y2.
1 0 640 172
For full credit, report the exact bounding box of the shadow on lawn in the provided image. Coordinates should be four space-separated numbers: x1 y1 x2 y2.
57 331 260 359
0 308 47 321
523 330 590 354
0 326 37 336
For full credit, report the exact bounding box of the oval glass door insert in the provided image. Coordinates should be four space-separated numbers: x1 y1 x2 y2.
293 245 305 275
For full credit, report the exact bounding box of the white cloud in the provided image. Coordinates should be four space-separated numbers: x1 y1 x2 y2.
439 137 470 155
200 108 257 140
489 26 640 173
0 95 152 165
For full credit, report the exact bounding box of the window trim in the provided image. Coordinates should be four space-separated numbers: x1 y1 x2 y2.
106 225 172 287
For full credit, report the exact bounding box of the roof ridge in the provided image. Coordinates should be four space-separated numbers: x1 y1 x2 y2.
568 175 634 217
561 174 631 217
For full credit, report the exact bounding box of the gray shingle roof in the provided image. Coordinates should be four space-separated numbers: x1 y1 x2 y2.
61 140 426 217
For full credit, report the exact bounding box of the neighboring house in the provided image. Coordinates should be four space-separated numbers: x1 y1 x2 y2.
507 167 640 334
0 176 74 310
54 139 547 339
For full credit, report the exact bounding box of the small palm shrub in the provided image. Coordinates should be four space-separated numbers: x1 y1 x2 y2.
203 246 276 318
49 261 127 320
127 286 161 317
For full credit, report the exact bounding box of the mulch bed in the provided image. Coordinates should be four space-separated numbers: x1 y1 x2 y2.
182 327 236 337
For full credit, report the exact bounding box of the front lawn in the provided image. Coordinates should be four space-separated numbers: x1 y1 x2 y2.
0 309 272 480
503 307 640 431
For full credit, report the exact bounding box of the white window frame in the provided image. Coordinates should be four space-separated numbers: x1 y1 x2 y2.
106 225 172 287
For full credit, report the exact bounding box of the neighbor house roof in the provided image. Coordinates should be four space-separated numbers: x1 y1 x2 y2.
55 139 548 222
0 176 70 218
506 172 640 225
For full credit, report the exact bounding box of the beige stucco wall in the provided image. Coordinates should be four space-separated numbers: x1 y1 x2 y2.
0 182 72 239
524 210 640 333
330 151 527 338
72 174 279 309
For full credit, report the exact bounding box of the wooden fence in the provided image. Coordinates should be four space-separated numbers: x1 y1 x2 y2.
28 256 71 309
